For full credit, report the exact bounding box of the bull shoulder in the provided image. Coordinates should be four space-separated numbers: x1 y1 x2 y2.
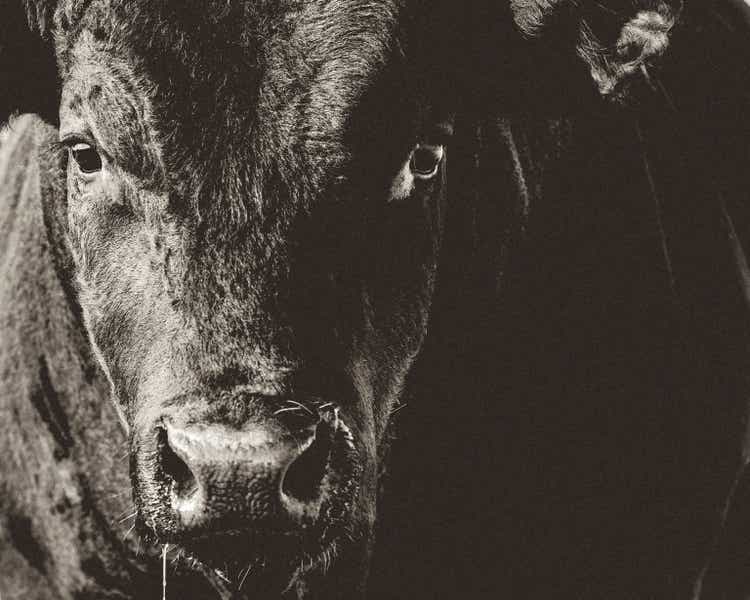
0 115 132 599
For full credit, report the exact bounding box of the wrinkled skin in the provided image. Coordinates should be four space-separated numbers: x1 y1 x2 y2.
0 0 690 598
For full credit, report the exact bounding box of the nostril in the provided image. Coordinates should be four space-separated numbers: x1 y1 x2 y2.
157 428 199 502
282 421 334 503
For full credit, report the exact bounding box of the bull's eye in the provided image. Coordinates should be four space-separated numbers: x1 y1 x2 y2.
70 142 102 174
389 143 446 202
409 144 443 179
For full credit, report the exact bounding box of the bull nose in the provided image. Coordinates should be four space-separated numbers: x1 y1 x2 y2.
155 415 335 535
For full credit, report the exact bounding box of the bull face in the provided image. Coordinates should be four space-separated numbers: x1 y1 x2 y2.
53 0 448 595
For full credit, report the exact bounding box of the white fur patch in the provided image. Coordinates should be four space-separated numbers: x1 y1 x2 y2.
388 155 415 202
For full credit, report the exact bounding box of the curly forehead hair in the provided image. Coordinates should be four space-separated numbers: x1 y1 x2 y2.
47 0 405 185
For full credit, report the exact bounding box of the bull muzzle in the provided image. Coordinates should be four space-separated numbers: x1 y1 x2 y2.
131 395 357 549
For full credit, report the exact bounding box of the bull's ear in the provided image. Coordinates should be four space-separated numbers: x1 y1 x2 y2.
0 1 59 125
509 0 684 103
578 2 682 100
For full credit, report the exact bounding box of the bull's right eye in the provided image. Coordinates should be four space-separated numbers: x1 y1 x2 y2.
70 142 103 174
389 143 446 202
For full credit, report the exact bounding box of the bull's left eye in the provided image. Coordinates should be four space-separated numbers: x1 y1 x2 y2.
409 144 443 179
69 142 102 174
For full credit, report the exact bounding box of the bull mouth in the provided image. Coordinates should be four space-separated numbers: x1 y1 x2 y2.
133 405 362 596
174 530 343 597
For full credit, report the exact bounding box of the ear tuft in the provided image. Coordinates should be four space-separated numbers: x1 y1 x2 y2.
617 10 674 61
580 7 677 99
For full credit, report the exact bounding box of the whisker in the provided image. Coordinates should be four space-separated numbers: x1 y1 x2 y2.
118 510 138 524
273 406 303 415
285 400 314 415
238 562 253 590
390 403 407 416
122 523 136 541
215 569 231 584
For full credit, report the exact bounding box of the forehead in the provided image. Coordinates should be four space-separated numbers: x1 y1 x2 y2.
56 0 410 181
55 0 402 118
55 0 401 65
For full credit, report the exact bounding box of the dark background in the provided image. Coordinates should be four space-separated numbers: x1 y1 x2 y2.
372 2 750 598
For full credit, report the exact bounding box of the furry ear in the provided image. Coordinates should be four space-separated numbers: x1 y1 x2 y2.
579 2 680 99
0 1 59 125
510 1 683 102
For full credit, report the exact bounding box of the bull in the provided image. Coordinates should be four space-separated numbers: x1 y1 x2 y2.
2 0 746 599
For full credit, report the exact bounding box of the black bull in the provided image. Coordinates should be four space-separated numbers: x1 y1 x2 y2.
1 1 750 599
